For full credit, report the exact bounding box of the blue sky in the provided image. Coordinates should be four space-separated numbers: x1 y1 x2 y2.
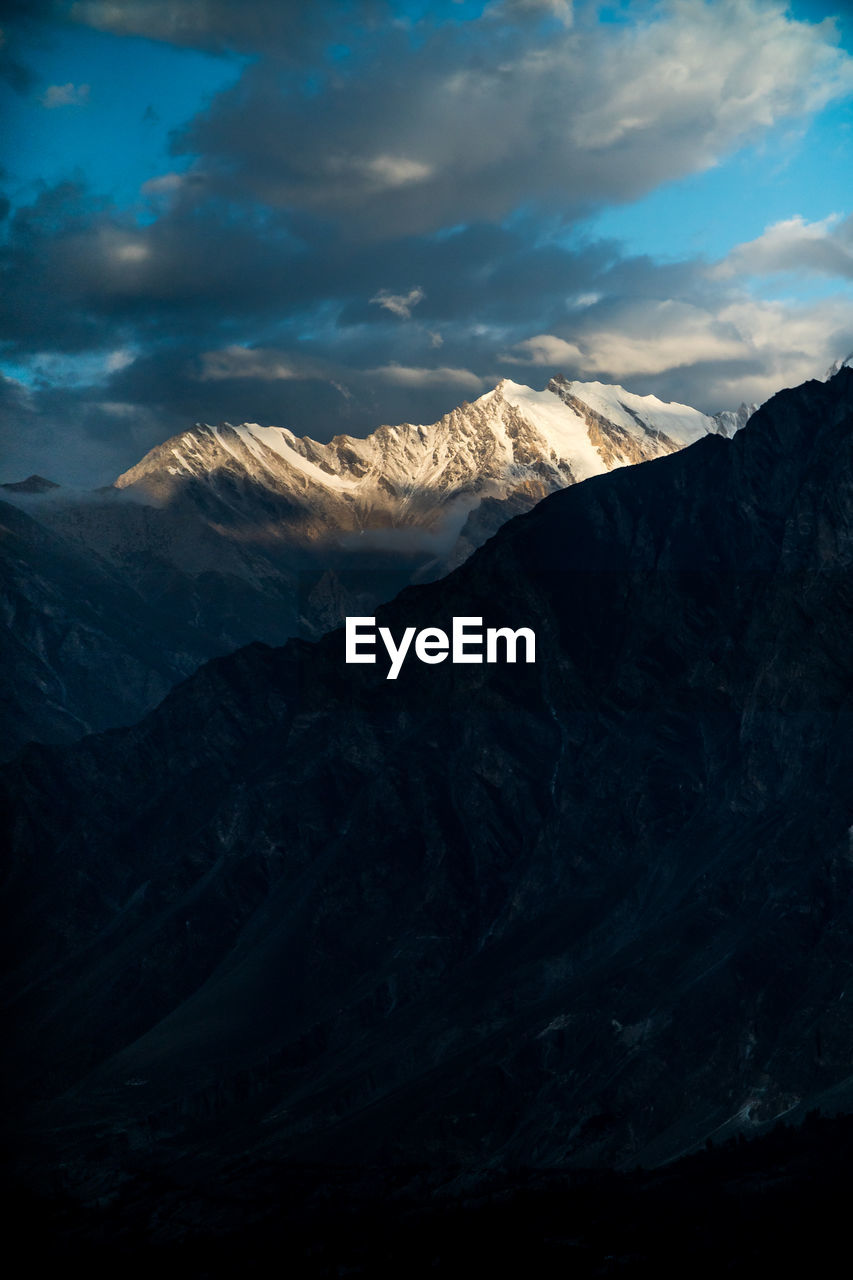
585 102 853 262
1 26 246 210
1 0 852 484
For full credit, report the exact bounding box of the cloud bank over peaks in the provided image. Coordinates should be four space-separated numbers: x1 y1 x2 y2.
501 291 853 410
174 0 853 237
2 1 852 484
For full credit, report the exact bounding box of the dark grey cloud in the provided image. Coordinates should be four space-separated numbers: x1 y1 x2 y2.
0 181 309 354
3 159 853 486
174 0 853 238
0 178 619 361
2 0 853 485
0 0 60 93
0 0 390 60
0 370 152 486
67 0 393 58
0 46 35 93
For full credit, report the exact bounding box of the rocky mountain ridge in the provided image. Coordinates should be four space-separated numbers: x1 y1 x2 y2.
2 369 850 1207
1 374 749 754
111 375 738 547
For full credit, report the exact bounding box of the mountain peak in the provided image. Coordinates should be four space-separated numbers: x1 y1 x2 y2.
4 369 853 1191
104 377 741 588
1 474 60 494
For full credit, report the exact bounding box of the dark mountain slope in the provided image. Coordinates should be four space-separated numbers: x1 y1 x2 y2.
2 370 852 1200
9 1113 853 1276
0 498 227 757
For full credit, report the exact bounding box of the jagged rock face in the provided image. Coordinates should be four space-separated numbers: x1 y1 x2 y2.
1 370 849 1204
95 374 730 598
111 376 726 549
2 376 737 753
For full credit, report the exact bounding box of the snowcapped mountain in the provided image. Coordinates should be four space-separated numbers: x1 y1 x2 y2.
112 375 738 564
2 373 750 752
4 370 852 1210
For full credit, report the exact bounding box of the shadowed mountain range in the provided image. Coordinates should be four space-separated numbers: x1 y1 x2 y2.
1 376 748 756
2 370 851 1232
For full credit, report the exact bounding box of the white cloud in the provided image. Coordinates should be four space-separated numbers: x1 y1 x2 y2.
697 297 853 405
198 346 302 381
105 349 135 372
502 333 584 366
324 153 434 193
499 292 853 407
503 304 747 378
717 295 853 370
712 213 853 280
96 400 142 416
570 1 851 154
370 286 426 319
571 293 602 309
17 349 134 388
363 155 434 189
141 172 187 195
113 241 149 263
368 364 485 391
579 301 748 376
41 82 90 108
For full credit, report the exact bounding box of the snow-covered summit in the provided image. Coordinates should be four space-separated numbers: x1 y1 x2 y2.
711 402 758 437
114 374 736 559
11 371 756 730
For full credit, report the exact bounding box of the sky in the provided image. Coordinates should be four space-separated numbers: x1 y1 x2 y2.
1 0 852 486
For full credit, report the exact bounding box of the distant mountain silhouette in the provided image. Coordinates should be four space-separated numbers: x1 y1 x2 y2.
0 475 60 494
